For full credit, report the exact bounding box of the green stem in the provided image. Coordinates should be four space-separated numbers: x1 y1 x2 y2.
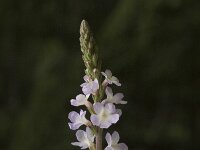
96 127 103 150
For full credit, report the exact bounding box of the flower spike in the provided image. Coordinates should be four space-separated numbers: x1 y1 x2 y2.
68 20 128 150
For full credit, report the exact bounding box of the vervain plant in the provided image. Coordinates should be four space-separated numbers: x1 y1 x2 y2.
68 20 128 150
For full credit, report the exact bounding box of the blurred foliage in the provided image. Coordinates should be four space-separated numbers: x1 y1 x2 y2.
0 0 200 150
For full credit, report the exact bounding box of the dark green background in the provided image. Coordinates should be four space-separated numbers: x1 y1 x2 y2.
0 0 200 150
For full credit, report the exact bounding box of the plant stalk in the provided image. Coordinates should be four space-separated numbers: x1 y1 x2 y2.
96 127 103 150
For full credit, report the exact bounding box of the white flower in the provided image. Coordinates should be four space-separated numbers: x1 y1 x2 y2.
68 110 91 130
70 94 88 106
90 102 119 128
101 69 121 86
71 127 95 149
105 131 128 150
80 75 99 95
102 87 127 105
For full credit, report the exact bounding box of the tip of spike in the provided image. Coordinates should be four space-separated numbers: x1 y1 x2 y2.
80 19 90 34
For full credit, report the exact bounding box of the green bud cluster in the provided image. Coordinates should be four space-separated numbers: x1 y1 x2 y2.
80 20 101 81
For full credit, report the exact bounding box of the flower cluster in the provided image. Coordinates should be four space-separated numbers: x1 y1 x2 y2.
68 69 128 150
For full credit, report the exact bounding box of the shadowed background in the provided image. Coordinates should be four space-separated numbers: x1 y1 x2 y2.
0 0 200 150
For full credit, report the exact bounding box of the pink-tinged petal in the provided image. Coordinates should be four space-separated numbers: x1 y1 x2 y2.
81 79 99 95
70 94 87 106
90 115 100 126
83 75 90 82
109 114 119 124
70 99 79 106
68 111 79 122
76 94 87 102
93 102 104 114
80 110 86 116
105 69 112 77
118 143 128 150
105 103 116 113
82 85 92 95
92 79 99 92
106 87 113 97
114 93 124 101
105 132 112 146
76 94 86 100
76 130 86 142
114 93 127 104
111 131 120 144
100 121 112 128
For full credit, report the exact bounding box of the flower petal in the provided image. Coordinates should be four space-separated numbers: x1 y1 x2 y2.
93 102 104 114
71 94 87 106
105 69 112 77
82 85 92 95
100 121 112 128
70 99 79 106
90 115 101 126
118 143 128 150
76 130 86 142
76 94 86 100
111 76 121 86
80 109 86 116
105 132 112 146
83 75 90 82
105 103 116 113
68 111 79 122
114 93 123 101
112 131 120 144
92 79 99 92
71 142 88 149
108 114 119 124
71 142 82 147
68 122 82 130
105 147 113 150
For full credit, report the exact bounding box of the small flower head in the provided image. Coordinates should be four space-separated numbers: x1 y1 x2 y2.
68 110 91 130
102 87 127 105
71 127 95 149
101 69 121 86
70 94 88 106
80 75 99 95
90 102 119 128
105 131 128 150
